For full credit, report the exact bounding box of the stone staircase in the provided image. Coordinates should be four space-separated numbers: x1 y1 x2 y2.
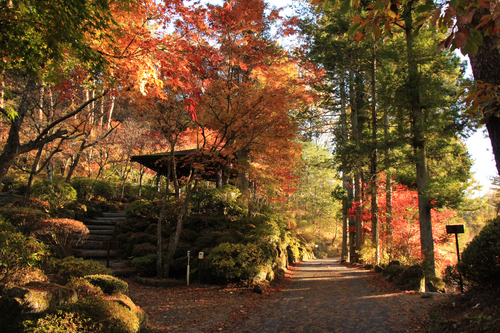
0 191 10 207
73 212 133 276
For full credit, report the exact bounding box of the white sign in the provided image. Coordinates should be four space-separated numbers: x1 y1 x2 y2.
198 252 204 259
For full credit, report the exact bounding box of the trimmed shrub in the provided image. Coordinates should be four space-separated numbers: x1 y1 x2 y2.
32 180 77 210
0 219 48 291
0 206 49 235
456 216 500 289
11 197 50 212
44 257 111 284
132 242 156 257
59 296 142 333
83 275 128 294
70 178 114 202
66 277 104 299
35 218 89 256
209 242 266 283
22 310 100 333
125 199 162 219
131 254 157 277
121 232 156 257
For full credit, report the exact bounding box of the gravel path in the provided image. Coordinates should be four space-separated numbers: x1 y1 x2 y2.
227 258 444 333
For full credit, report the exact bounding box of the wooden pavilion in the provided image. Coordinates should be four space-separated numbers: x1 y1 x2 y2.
130 149 236 185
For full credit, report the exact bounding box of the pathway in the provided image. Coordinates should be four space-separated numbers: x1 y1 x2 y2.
72 212 132 275
228 258 443 333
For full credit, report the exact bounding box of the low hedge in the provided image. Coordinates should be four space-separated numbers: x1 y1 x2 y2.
83 275 128 294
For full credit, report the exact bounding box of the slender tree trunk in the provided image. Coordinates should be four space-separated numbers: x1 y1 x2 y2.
370 46 379 264
65 139 86 182
350 71 362 259
0 68 4 109
384 107 393 261
404 2 434 275
340 73 349 261
165 179 198 278
156 179 169 278
23 146 44 206
106 96 115 130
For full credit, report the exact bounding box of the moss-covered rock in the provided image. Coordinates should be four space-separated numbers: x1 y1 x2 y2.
3 282 77 314
397 264 425 291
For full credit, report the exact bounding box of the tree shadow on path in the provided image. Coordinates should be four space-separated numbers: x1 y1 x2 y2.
226 258 449 333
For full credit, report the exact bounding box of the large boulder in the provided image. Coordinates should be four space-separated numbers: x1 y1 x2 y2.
396 264 425 292
3 282 77 314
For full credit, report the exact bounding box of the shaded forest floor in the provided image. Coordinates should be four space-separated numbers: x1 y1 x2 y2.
125 259 453 332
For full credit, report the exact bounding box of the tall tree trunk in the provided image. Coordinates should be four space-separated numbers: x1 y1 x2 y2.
106 96 115 130
404 1 434 275
340 72 349 261
384 103 393 261
0 68 4 109
23 146 44 206
156 179 169 278
466 8 500 176
65 139 87 182
350 71 363 259
370 46 379 264
164 179 198 278
0 77 34 185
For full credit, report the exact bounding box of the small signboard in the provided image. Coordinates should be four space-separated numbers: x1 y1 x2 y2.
446 225 464 234
198 252 204 259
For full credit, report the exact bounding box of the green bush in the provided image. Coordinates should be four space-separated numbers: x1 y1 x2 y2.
59 296 142 333
70 178 114 202
125 199 158 218
131 254 157 277
22 309 100 332
0 219 47 291
132 242 156 257
44 257 112 284
83 275 128 294
455 216 500 289
1 173 29 192
191 184 247 217
117 232 157 257
66 277 104 299
0 206 49 235
209 242 266 283
32 180 77 209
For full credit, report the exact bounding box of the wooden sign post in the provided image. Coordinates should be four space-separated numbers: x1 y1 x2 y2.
446 225 464 293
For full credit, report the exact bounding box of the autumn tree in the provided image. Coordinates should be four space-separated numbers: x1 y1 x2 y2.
0 0 209 188
196 0 318 203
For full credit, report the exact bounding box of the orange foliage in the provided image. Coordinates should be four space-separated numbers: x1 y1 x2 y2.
35 218 89 251
349 175 459 274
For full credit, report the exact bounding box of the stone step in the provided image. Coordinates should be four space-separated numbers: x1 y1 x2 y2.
85 234 114 242
102 212 127 218
85 219 121 226
87 225 116 231
73 249 119 258
86 229 114 235
98 260 130 269
73 240 104 250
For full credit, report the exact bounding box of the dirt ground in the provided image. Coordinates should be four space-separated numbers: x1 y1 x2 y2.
125 258 452 333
